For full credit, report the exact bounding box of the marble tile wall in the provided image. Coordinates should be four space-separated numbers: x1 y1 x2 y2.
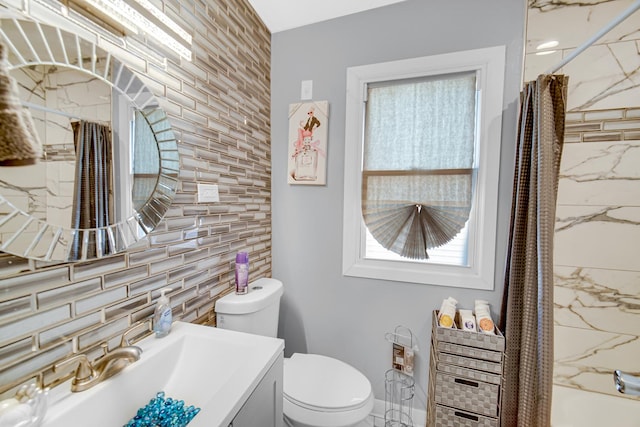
525 0 640 111
0 0 271 396
527 0 640 399
554 108 640 398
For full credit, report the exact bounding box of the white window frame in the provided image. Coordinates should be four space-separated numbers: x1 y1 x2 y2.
342 46 505 290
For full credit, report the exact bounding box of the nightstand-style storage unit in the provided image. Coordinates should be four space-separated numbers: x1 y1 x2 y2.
427 311 505 427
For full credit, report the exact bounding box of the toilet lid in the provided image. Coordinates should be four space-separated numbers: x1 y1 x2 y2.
284 353 372 412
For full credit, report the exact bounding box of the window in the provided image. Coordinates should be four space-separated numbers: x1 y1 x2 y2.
342 46 505 289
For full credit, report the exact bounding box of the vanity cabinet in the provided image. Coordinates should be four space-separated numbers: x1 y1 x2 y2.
427 311 505 427
230 352 284 427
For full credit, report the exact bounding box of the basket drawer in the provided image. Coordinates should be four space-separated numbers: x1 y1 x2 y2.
436 361 502 386
434 372 500 417
436 341 503 364
434 404 499 427
431 311 505 352
436 351 503 375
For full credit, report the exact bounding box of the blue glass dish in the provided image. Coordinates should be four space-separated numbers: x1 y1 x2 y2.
124 391 200 427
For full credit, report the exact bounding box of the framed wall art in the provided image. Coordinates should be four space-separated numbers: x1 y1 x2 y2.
287 100 328 185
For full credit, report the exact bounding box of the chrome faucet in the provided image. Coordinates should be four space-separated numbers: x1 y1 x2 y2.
54 322 148 392
613 370 640 396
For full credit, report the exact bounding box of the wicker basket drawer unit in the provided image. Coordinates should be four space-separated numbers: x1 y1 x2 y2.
426 310 505 427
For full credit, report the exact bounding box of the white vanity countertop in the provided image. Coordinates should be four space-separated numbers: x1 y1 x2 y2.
44 322 284 427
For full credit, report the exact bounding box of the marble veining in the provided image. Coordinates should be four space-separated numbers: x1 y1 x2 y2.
528 1 621 12
526 0 640 110
560 142 639 179
556 205 638 231
566 41 640 110
554 267 640 334
553 124 640 398
554 325 640 395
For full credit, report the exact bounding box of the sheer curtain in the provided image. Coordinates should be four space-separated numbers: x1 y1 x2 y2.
500 74 568 427
362 72 476 259
70 120 113 259
132 109 160 210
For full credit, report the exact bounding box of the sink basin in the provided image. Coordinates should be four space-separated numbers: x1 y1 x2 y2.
44 321 284 427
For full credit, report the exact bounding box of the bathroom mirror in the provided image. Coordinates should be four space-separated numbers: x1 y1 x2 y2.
0 18 179 262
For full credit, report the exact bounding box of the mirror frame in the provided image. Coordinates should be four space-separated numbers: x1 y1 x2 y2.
0 18 179 262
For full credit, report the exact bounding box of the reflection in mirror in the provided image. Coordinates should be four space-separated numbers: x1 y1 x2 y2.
132 110 161 211
0 18 178 262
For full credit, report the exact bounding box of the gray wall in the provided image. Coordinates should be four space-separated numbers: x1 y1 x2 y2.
271 0 526 409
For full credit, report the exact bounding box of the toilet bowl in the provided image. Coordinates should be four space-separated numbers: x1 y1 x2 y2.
283 353 374 427
215 278 374 427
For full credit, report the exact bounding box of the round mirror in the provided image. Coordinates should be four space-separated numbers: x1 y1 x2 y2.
0 18 179 262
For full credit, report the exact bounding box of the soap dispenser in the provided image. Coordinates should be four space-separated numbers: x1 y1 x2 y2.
153 288 173 338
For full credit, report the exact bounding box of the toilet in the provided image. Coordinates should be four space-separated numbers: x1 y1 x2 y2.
215 278 374 427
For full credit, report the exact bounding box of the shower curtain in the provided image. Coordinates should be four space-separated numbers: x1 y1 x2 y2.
499 74 568 427
70 120 113 259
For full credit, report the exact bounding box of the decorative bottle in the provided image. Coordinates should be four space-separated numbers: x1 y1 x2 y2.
235 252 249 295
294 138 318 181
438 297 458 328
475 300 495 334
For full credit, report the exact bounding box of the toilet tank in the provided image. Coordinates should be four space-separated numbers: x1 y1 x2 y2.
214 277 283 338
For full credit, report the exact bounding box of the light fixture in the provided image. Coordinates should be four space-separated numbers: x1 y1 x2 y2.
71 0 192 60
131 0 192 44
536 40 559 50
0 42 42 166
534 40 559 57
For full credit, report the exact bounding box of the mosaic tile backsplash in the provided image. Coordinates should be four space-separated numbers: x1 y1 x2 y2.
0 0 271 395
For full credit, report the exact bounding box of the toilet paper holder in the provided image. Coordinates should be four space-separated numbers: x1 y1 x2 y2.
384 325 416 427
385 325 418 377
384 325 419 352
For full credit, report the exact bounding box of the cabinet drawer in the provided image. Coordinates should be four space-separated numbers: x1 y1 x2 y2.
434 372 500 418
434 404 499 427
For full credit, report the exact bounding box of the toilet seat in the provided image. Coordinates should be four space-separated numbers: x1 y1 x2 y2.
283 353 374 426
